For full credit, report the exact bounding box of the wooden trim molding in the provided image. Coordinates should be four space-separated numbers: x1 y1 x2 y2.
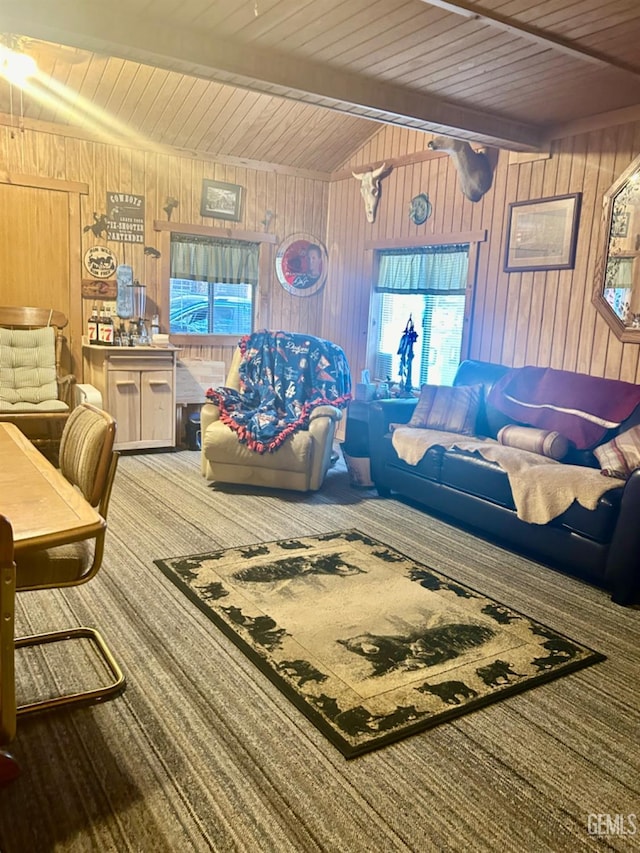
364 230 487 250
0 171 88 195
153 220 278 244
332 149 447 182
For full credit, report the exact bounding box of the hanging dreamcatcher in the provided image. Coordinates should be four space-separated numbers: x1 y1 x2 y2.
397 315 418 394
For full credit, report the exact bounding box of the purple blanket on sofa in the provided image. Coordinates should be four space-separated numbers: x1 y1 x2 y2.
487 366 640 449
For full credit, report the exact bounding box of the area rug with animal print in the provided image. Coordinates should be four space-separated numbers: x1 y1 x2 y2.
154 530 605 758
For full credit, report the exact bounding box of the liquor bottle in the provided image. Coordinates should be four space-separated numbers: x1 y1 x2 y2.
99 305 114 346
105 306 115 346
88 303 99 345
97 304 107 345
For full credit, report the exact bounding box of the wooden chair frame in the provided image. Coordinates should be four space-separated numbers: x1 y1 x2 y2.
15 404 125 717
0 306 77 464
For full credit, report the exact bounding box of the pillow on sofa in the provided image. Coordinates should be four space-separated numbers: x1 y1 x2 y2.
594 425 640 479
497 424 569 460
408 384 481 435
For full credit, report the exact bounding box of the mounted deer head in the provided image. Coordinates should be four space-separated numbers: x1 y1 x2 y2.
352 163 387 223
428 137 494 203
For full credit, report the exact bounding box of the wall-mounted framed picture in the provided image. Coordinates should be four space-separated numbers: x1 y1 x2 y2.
275 233 328 297
200 180 244 221
504 193 581 272
611 209 630 238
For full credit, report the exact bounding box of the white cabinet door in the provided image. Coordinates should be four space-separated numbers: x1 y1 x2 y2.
140 370 174 445
107 370 141 445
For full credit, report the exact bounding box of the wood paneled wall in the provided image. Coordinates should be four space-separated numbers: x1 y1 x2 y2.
324 121 640 384
0 121 329 375
2 115 640 386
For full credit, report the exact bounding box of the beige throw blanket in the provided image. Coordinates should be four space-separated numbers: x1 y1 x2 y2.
391 427 622 525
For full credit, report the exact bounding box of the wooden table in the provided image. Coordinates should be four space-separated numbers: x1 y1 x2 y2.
0 422 104 554
0 423 105 784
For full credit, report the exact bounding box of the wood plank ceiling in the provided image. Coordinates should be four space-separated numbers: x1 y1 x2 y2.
1 0 639 174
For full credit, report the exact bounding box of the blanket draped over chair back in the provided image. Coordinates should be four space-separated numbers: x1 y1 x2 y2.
206 331 351 453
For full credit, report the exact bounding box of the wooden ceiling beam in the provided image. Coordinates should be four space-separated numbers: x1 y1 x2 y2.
2 0 544 151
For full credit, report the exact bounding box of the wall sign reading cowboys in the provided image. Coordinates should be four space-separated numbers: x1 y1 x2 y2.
106 191 145 243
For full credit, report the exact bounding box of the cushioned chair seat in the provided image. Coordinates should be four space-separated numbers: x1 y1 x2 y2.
204 420 311 471
0 400 69 413
16 540 92 589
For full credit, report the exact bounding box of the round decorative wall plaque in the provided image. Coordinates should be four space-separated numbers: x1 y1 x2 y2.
275 233 328 297
83 245 118 279
409 193 432 225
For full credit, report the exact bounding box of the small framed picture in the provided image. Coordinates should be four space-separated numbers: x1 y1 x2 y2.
611 209 630 239
200 180 243 221
504 193 581 272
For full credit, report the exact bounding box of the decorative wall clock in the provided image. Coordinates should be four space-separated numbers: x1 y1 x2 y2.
275 233 328 296
409 193 432 225
84 245 118 279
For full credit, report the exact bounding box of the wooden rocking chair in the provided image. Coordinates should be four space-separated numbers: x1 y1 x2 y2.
0 306 77 464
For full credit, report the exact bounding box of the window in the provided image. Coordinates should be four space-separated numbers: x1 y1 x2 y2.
170 280 253 335
169 234 259 336
374 244 469 387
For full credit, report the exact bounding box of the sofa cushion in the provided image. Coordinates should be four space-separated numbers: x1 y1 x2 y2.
453 359 511 438
0 327 58 405
594 425 640 479
440 450 516 510
440 449 621 542
497 424 569 460
385 439 443 482
408 384 481 435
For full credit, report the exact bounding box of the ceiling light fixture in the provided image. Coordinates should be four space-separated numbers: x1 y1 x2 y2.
0 35 39 156
0 46 37 84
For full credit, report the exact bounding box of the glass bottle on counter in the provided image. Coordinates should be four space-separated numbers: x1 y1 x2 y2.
88 303 99 345
150 314 160 341
99 306 115 345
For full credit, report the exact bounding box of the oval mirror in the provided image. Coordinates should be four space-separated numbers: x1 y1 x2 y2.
593 153 640 341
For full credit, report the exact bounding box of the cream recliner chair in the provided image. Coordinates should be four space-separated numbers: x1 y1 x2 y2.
201 335 350 492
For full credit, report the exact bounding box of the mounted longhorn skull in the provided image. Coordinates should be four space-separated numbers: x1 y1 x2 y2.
352 163 386 223
428 137 494 203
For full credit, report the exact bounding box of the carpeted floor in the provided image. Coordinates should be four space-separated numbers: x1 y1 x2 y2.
0 449 639 851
